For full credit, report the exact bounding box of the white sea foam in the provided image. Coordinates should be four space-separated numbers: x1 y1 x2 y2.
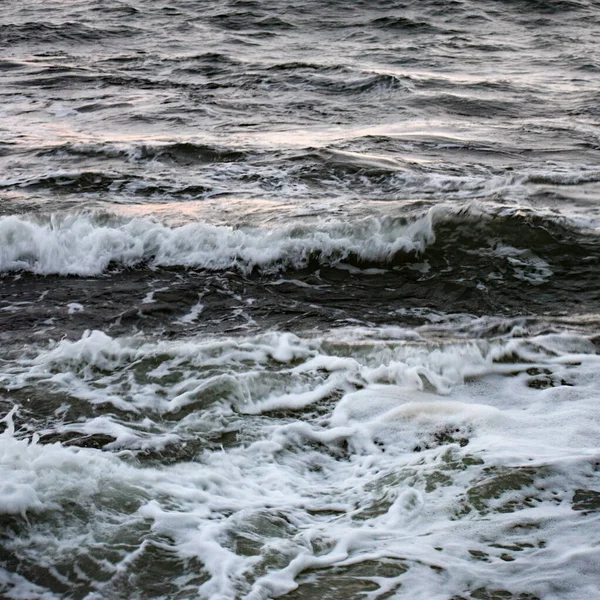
177 297 204 324
1 329 599 599
0 209 436 276
66 302 84 314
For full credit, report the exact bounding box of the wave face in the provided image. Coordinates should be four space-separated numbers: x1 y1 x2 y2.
2 0 600 599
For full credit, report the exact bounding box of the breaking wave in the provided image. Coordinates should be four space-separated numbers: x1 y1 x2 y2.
0 204 595 277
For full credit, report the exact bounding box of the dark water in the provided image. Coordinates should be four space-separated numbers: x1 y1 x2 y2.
1 2 600 599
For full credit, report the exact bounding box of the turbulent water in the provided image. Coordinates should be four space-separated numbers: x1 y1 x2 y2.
2 1 600 599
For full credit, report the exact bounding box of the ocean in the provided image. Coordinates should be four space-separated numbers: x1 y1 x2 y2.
1 1 600 598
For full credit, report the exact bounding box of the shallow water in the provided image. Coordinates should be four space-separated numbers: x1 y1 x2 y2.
1 1 600 599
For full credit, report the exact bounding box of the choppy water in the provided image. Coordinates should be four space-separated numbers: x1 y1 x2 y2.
1 1 600 599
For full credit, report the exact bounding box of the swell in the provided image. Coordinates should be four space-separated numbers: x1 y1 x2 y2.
13 133 600 176
4 142 599 204
0 171 212 198
5 61 408 98
369 15 448 33
32 142 248 166
0 205 597 278
499 0 593 13
209 11 296 31
0 21 143 46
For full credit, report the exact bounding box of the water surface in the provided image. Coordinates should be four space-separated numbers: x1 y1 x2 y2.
1 1 600 599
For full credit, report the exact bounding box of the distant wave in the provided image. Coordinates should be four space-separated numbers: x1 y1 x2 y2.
5 140 600 205
29 141 248 166
369 16 446 33
0 21 142 46
0 170 212 198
